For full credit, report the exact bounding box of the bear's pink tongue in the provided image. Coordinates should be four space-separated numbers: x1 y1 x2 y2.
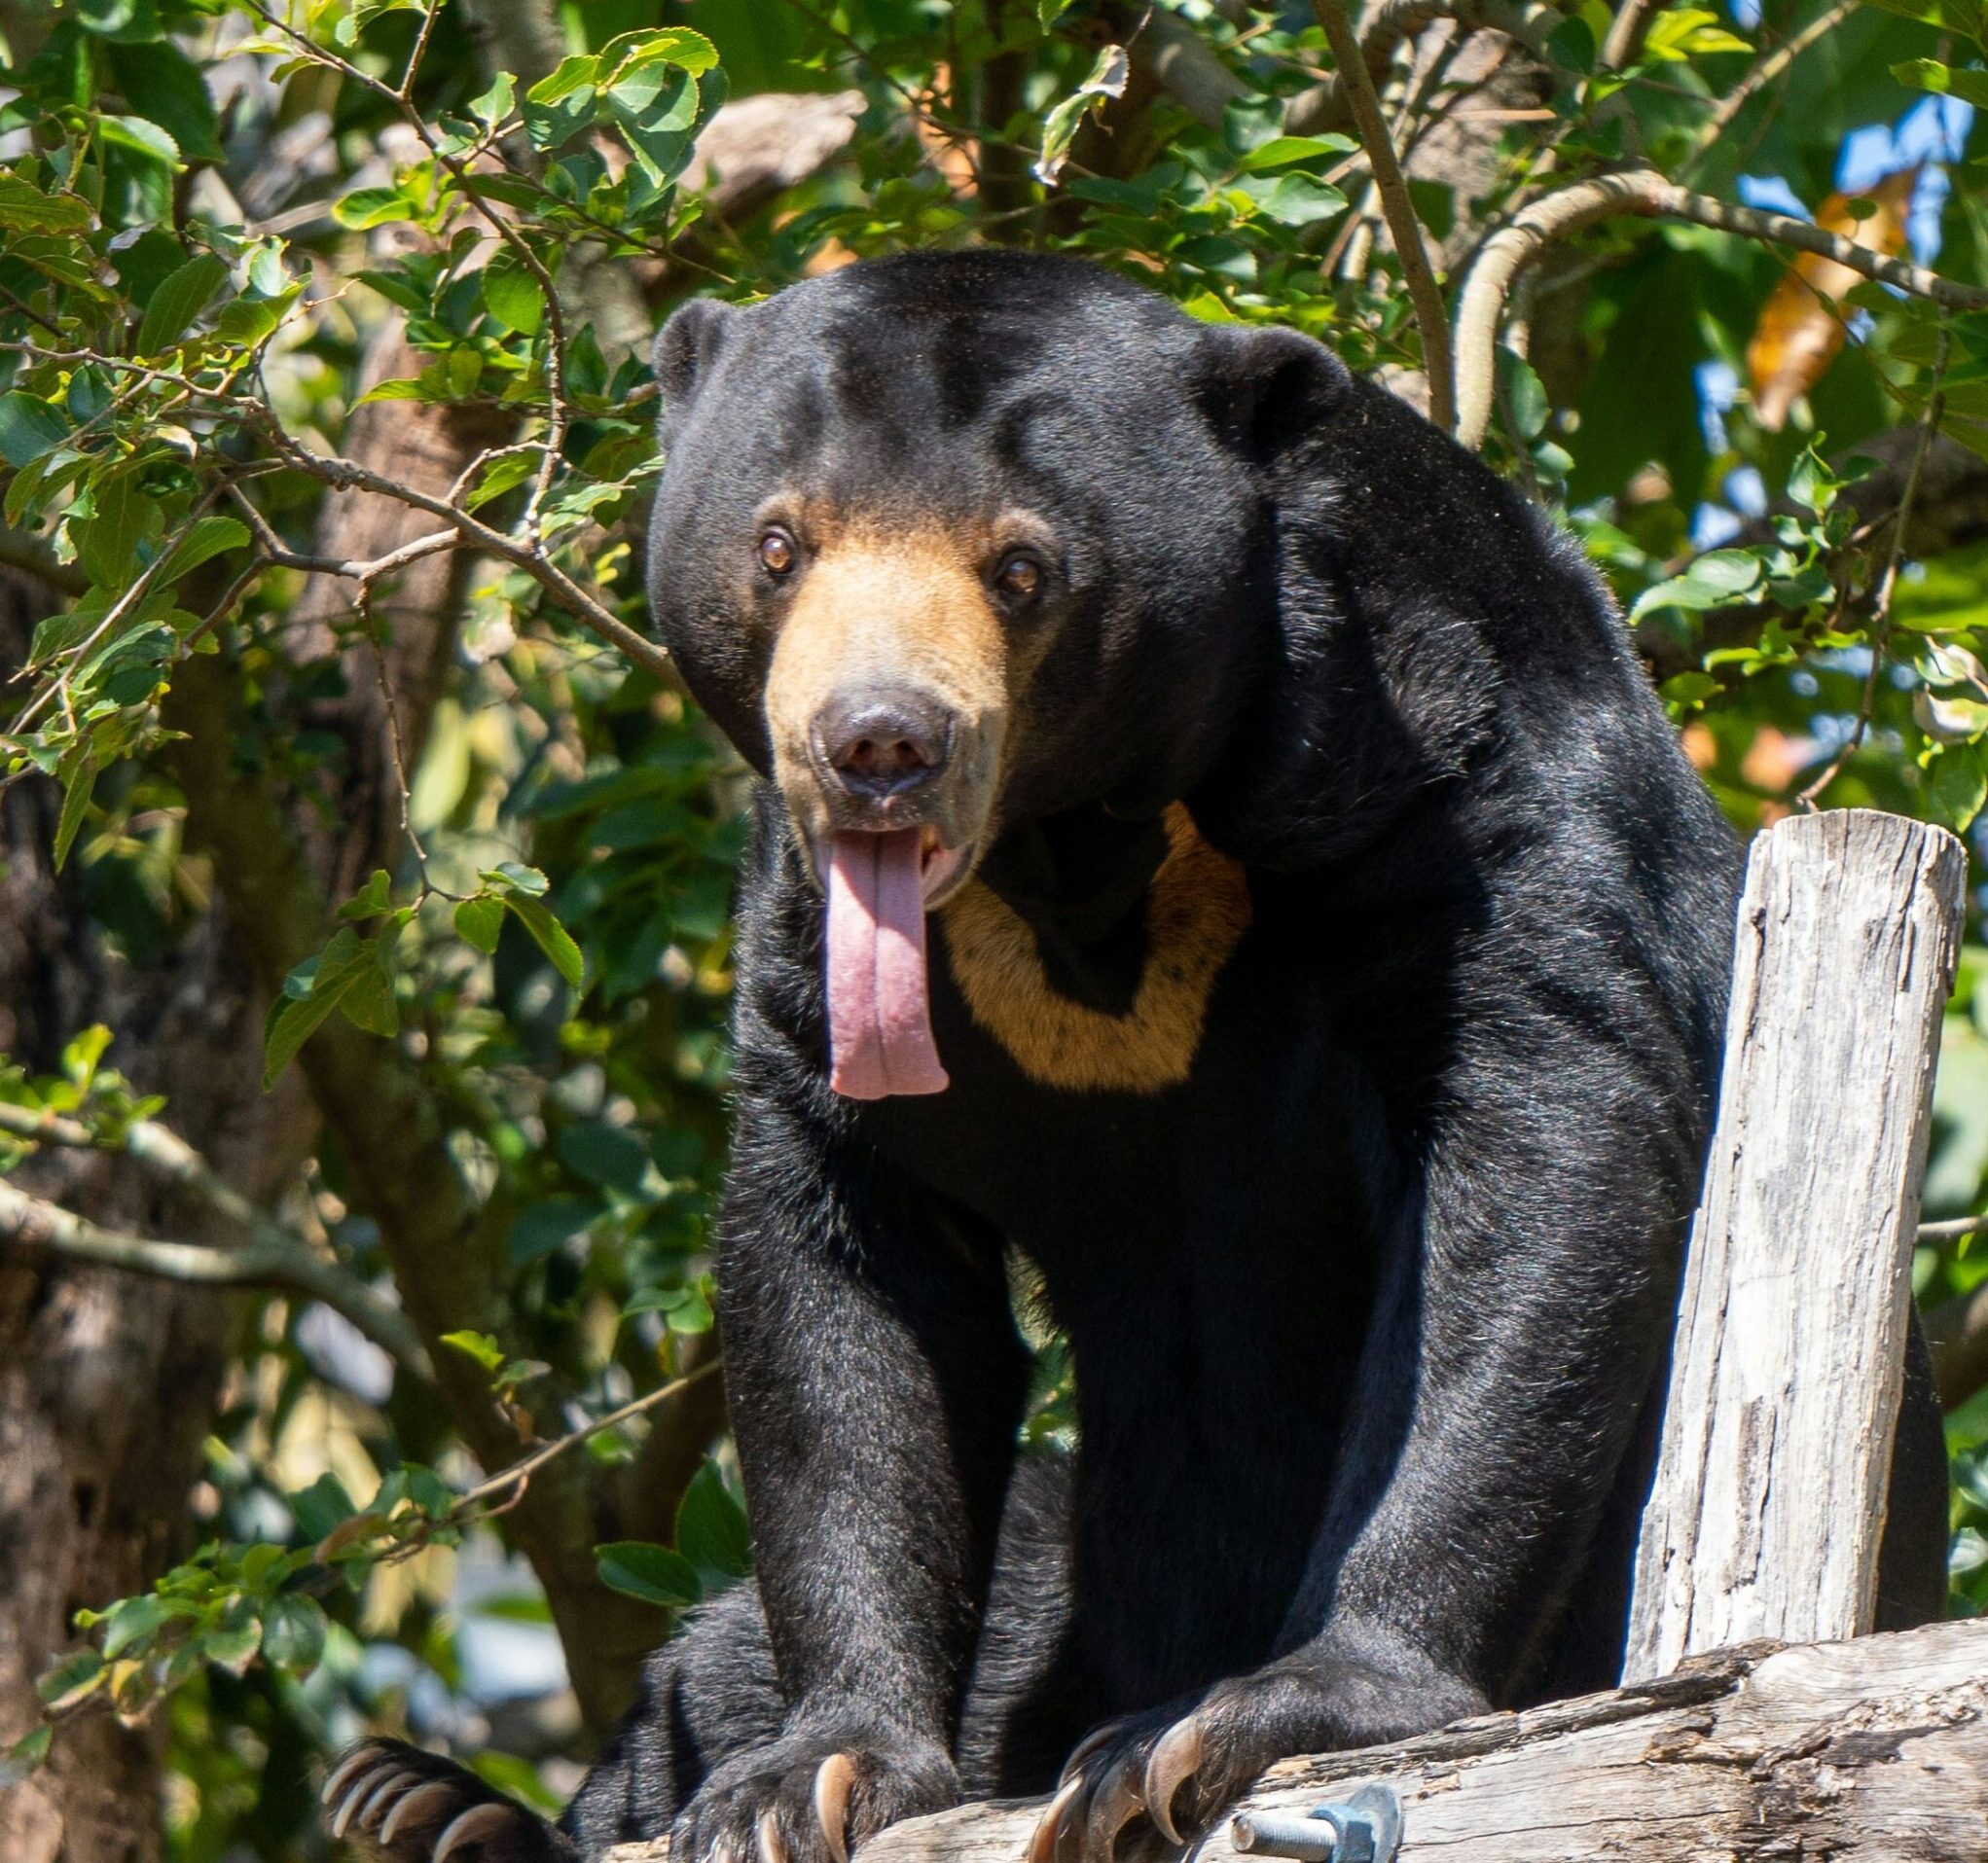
825 829 950 1100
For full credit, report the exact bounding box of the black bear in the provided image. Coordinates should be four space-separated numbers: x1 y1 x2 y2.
325 250 1949 1863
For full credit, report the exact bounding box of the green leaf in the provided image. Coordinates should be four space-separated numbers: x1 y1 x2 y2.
507 1196 602 1266
101 1593 194 1660
286 1472 356 1541
200 1605 262 1675
596 27 721 80
0 1725 53 1789
524 54 601 151
99 112 181 170
35 1649 105 1712
0 174 92 233
1236 134 1355 171
77 470 158 585
503 893 585 989
1931 743 1988 831
1659 670 1718 708
559 1121 653 1196
134 253 228 354
475 247 544 334
468 71 516 127
596 1540 702 1608
487 861 550 895
338 962 400 1038
0 393 73 468
454 894 506 952
54 751 95 873
1629 549 1763 619
106 38 224 162
1642 6 1751 57
260 1594 327 1675
334 185 412 230
156 516 250 588
1499 348 1550 442
261 929 378 1088
442 1329 505 1372
338 871 394 921
674 1461 751 1585
1891 57 1988 109
1034 44 1130 186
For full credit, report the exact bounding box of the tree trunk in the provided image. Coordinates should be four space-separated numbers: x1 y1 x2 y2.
0 580 317 1863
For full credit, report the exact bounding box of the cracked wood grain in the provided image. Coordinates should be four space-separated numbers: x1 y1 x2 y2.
1624 808 1965 1680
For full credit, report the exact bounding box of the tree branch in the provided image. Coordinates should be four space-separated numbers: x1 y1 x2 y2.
1312 0 1458 433
1453 169 1988 449
0 1178 432 1379
1284 0 1552 138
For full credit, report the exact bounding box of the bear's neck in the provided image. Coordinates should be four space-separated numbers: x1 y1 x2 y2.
971 804 1175 1016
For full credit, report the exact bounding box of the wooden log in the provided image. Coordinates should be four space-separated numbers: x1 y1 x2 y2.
1623 808 1965 1681
605 1618 1988 1863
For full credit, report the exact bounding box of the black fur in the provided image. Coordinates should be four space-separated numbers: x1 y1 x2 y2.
327 252 1949 1863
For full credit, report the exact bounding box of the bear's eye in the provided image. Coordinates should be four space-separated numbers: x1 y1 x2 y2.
757 528 798 578
994 553 1041 602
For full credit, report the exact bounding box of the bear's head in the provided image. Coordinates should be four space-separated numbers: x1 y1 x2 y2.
645 251 1349 1095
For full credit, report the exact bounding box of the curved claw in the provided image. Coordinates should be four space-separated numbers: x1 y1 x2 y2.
1140 1718 1205 1847
356 1768 422 1832
435 1802 516 1862
1029 1772 1085 1863
1082 1758 1146 1863
380 1778 464 1846
1059 1719 1127 1788
813 1752 857 1863
323 1744 383 1807
756 1808 792 1863
332 1761 399 1840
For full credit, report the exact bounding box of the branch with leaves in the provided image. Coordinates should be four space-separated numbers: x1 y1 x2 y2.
1452 169 1988 448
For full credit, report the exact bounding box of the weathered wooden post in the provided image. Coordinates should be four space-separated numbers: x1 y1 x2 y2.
1623 806 1966 1677
612 808 1988 1863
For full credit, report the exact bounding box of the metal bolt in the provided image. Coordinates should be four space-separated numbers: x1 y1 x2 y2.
1230 1786 1401 1863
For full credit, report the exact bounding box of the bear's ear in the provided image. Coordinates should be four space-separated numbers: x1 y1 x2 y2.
1196 324 1352 464
652 297 739 442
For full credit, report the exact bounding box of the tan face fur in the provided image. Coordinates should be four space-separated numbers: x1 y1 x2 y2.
762 518 1039 883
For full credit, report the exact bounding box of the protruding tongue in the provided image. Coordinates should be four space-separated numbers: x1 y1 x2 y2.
825 829 950 1099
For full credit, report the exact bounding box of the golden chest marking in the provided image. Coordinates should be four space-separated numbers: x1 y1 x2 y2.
938 805 1252 1094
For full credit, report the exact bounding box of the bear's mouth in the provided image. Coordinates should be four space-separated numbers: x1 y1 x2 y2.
821 827 971 1100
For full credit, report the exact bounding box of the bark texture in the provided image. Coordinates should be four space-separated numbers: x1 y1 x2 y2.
1626 809 1964 1679
605 1620 1988 1863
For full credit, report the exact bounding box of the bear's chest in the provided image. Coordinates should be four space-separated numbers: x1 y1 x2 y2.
933 803 1252 1096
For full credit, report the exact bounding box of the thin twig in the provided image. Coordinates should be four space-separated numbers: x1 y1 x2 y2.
398 0 446 100
452 1357 724 1515
1679 0 1858 182
1794 314 1949 808
1312 0 1458 433
1919 1214 1988 1247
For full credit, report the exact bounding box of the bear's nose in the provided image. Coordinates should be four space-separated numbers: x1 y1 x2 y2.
813 692 953 801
